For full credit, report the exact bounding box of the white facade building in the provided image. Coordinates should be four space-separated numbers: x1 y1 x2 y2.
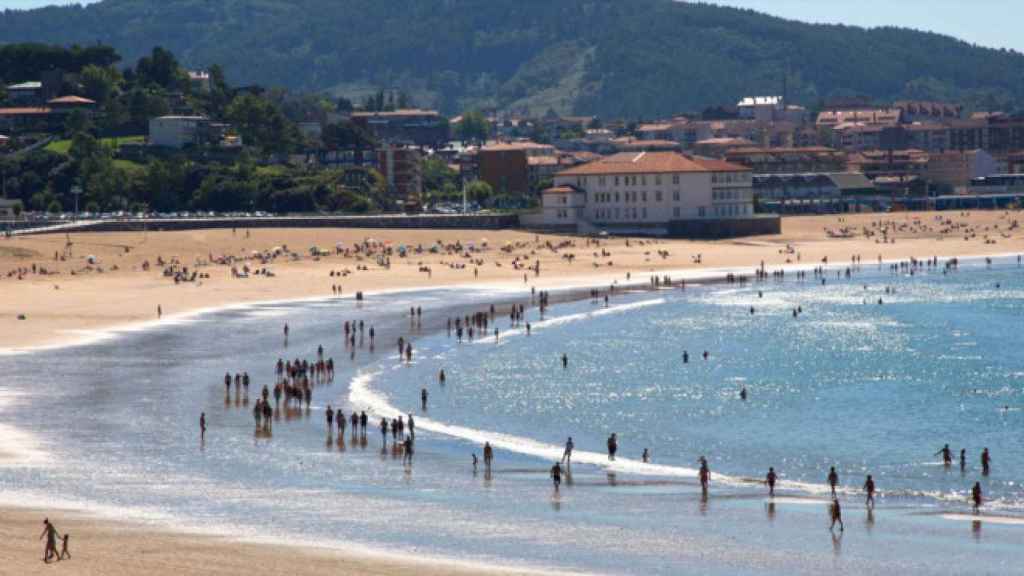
149 116 208 149
546 151 754 229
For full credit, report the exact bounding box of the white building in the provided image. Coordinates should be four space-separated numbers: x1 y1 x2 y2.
149 116 209 149
543 151 763 235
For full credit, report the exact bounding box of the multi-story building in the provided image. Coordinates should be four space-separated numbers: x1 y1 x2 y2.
149 116 238 149
377 144 423 201
350 109 448 147
725 147 847 174
923 150 998 193
541 151 778 237
477 141 556 195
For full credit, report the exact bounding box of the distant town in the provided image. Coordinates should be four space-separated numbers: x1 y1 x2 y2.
2 43 1023 238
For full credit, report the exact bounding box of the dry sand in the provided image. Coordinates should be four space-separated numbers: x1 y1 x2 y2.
1 210 1023 574
2 211 1022 352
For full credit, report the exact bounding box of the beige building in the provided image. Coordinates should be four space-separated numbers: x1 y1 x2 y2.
547 151 756 232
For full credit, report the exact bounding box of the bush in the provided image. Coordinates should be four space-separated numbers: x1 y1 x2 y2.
47 199 63 214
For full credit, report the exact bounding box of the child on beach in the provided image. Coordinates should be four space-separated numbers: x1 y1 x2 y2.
59 534 70 560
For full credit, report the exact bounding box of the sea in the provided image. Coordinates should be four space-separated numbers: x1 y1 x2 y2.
1 256 1023 575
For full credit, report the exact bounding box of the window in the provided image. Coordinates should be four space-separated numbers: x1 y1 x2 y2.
672 174 680 185
655 175 662 186
655 191 663 202
615 176 620 186
642 191 647 202
641 175 647 186
642 207 647 219
615 192 620 202
599 176 606 186
673 191 680 201
698 206 706 217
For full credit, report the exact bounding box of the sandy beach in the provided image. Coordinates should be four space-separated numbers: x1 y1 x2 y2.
3 211 1023 352
3 210 1024 575
0 508 557 576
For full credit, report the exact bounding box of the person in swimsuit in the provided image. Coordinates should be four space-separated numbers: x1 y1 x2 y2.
607 433 617 461
864 475 876 508
935 444 952 466
551 462 562 491
981 448 991 475
39 518 60 563
766 467 777 497
830 498 844 531
828 466 839 497
200 412 206 440
562 437 574 465
972 481 983 511
483 442 494 470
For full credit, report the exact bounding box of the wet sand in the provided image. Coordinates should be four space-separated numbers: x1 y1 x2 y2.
0 508 559 576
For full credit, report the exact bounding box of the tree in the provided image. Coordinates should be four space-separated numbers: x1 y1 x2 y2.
11 200 23 218
135 46 181 90
80 64 120 105
457 110 488 143
47 199 62 214
466 180 493 204
226 93 298 154
64 109 93 137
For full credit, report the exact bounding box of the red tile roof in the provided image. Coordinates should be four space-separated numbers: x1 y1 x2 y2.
543 185 581 195
48 95 95 105
557 151 749 177
0 107 52 116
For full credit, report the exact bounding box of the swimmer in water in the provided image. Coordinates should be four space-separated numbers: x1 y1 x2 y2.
740 387 748 401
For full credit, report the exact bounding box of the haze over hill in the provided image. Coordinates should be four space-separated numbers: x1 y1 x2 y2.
2 0 1024 117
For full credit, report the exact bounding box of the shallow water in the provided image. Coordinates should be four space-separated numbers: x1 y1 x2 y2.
2 260 1024 574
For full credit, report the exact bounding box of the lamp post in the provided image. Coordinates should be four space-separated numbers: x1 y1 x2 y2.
71 185 83 221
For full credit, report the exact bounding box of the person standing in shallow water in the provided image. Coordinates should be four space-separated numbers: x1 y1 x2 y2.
606 433 618 461
863 475 876 508
421 388 428 411
551 462 562 491
199 412 206 440
766 467 777 497
830 498 844 531
562 437 574 466
981 448 991 475
561 353 568 369
828 466 839 497
972 481 983 511
936 444 952 466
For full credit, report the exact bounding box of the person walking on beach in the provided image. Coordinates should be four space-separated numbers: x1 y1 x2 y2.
551 462 562 491
59 533 70 560
864 475 876 508
766 467 777 497
936 444 952 466
325 404 333 433
607 433 618 461
408 414 415 438
421 388 428 411
981 448 991 475
39 518 60 563
972 482 983 511
562 437 574 466
483 442 494 471
827 466 839 497
403 436 414 466
199 412 206 440
438 369 446 385
830 498 844 532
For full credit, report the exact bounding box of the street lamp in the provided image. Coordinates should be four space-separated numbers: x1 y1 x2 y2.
71 185 83 220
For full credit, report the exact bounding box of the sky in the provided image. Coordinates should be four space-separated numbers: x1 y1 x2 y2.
0 0 1021 53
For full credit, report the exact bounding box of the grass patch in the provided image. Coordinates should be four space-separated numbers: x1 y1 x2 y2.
45 135 146 156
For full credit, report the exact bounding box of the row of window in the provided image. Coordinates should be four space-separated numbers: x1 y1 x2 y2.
712 188 749 201
711 173 751 184
593 190 683 203
592 206 715 221
714 204 751 217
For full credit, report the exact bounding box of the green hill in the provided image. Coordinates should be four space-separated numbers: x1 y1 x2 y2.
2 0 1023 117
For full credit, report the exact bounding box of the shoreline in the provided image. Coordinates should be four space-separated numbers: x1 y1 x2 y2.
4 246 1019 357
